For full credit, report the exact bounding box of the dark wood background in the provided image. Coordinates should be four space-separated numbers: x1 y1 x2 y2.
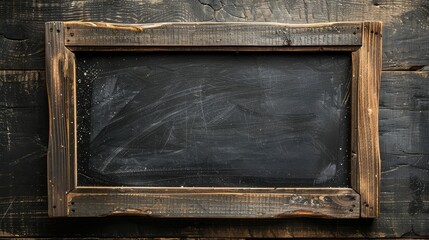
0 0 428 238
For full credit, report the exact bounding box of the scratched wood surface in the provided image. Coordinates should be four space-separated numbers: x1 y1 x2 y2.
67 188 360 218
0 0 428 238
45 21 74 218
355 21 382 218
64 21 362 47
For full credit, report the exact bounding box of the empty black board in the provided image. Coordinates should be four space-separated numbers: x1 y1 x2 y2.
75 51 351 187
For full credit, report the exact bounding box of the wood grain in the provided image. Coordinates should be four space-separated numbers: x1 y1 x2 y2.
64 21 361 47
67 188 360 218
45 22 72 217
356 22 382 218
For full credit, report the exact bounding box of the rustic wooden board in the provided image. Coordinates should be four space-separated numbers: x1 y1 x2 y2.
355 21 382 218
1 70 427 237
0 0 428 70
68 188 360 218
64 21 361 46
45 22 74 217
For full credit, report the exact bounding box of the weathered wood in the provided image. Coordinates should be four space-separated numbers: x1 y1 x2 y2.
0 0 427 70
0 70 48 200
71 187 364 194
0 71 45 108
67 46 360 52
356 22 382 218
379 71 428 182
68 189 360 218
350 50 360 192
64 21 361 46
45 22 73 216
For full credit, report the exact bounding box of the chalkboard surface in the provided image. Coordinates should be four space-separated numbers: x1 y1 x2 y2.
76 51 351 187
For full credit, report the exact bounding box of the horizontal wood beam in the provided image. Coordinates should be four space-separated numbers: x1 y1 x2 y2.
68 188 360 218
63 22 362 47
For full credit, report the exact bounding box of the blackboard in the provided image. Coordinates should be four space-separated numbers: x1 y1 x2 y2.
46 21 382 218
75 51 352 188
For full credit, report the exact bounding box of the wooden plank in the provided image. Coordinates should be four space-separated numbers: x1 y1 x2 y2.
350 50 360 191
0 0 427 70
66 48 77 191
379 71 429 167
0 71 45 108
0 70 48 199
71 187 358 194
67 189 360 218
66 46 360 52
64 21 361 47
356 22 382 218
45 22 71 217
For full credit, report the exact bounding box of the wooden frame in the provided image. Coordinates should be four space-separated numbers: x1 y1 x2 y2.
46 21 381 218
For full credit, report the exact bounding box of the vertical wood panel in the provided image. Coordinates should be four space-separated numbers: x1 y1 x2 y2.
357 22 382 218
45 22 70 216
350 50 360 191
